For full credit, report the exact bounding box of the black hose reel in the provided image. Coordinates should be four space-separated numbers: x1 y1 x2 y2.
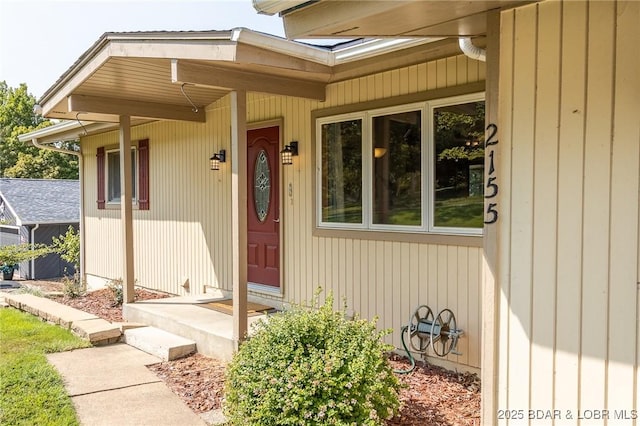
395 304 464 374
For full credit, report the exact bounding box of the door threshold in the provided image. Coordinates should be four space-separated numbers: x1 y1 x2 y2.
248 282 283 297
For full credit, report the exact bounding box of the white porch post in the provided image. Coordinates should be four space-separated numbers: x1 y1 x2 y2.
119 115 135 304
231 90 248 347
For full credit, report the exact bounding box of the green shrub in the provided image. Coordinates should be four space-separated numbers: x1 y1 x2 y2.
223 290 401 425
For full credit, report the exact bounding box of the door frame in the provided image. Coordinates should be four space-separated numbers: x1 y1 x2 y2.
247 118 285 296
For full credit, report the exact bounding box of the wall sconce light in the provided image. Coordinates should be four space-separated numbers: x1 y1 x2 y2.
281 141 299 165
210 149 226 170
374 147 387 158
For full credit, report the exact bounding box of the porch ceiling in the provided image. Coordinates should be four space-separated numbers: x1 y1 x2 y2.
46 57 228 122
279 0 535 38
40 30 333 123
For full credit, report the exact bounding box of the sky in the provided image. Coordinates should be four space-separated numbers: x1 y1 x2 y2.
0 0 288 99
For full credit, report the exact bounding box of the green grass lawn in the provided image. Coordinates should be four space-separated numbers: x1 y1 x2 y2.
0 308 91 426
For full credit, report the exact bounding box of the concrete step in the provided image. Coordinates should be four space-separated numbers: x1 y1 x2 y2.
123 326 196 361
123 297 240 361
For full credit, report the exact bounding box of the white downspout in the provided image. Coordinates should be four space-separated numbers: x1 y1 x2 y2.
30 138 84 283
30 224 40 279
459 37 486 62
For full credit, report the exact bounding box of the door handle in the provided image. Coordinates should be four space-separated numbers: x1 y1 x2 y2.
273 218 280 223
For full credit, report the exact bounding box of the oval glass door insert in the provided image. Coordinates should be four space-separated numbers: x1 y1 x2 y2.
254 149 271 222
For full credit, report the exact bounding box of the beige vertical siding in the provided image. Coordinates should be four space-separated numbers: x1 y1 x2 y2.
82 54 485 369
496 1 640 423
83 98 233 294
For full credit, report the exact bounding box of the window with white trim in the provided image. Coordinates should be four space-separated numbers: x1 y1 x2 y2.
317 93 485 235
106 148 137 204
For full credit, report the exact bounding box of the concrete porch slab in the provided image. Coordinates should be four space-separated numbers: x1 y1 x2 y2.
124 297 267 362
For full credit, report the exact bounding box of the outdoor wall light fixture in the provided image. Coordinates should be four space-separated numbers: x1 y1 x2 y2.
210 149 226 171
281 141 299 165
374 147 387 158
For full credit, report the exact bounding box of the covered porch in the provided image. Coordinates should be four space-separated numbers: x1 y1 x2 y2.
22 28 469 352
24 28 332 348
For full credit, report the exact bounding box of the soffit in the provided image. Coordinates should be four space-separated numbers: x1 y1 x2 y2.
45 57 228 122
282 0 534 38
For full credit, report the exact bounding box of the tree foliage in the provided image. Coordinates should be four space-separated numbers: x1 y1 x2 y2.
51 226 80 271
0 81 79 179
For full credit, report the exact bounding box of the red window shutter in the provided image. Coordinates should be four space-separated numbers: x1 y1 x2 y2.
138 139 150 210
97 147 105 209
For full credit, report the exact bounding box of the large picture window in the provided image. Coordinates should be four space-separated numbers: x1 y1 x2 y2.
317 93 484 235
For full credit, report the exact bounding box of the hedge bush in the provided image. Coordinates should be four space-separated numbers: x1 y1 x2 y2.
224 291 400 425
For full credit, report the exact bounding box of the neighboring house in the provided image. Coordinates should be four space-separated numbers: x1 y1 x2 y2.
0 178 79 279
17 0 640 424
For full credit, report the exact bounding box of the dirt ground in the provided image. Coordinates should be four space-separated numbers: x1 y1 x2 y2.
7 279 481 425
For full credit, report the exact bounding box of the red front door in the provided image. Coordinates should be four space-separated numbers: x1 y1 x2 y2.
247 126 280 288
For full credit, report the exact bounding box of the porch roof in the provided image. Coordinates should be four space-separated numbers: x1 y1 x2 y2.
34 27 448 129
37 28 334 124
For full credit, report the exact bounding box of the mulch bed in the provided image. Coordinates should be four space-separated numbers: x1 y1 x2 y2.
54 287 168 323
27 280 481 425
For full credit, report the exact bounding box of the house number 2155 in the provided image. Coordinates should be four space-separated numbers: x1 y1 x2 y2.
484 123 499 225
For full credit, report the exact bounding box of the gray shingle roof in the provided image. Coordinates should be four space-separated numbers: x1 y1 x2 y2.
0 178 79 225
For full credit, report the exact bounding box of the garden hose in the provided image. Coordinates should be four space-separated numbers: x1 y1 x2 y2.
393 325 416 374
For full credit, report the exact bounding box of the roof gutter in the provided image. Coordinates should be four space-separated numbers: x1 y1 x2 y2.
17 121 115 144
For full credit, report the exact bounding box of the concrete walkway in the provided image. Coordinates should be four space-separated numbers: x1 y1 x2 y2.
47 344 207 426
0 288 223 425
